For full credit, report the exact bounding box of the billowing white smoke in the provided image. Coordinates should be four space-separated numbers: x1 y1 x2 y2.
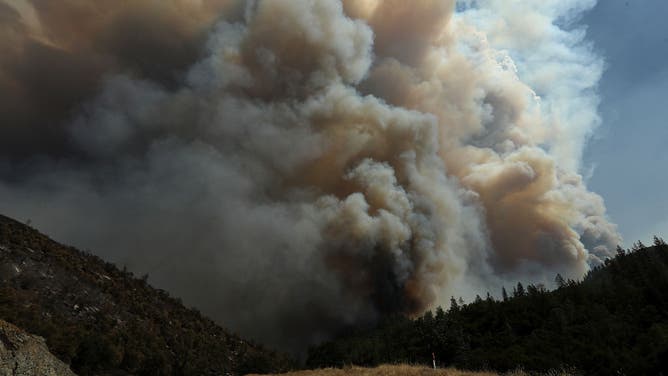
0 0 620 351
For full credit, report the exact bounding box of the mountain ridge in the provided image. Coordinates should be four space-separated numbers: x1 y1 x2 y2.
0 213 293 375
306 239 668 375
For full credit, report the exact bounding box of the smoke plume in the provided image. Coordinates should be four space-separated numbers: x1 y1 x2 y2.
0 0 620 351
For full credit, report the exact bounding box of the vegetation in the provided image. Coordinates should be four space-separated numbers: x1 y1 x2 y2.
0 214 294 375
3 211 667 375
248 364 574 376
249 364 497 376
307 237 668 376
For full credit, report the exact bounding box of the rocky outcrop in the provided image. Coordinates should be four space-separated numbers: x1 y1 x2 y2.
0 319 75 376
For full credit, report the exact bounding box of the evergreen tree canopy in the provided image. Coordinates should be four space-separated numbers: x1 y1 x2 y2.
307 241 668 376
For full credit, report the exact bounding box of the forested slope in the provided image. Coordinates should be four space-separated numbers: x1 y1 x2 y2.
0 214 294 375
307 238 668 376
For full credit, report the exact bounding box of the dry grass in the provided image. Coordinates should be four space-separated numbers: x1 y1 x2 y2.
247 364 580 376
247 364 500 376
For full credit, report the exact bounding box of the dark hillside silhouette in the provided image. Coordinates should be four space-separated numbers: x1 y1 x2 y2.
0 214 293 375
307 237 668 376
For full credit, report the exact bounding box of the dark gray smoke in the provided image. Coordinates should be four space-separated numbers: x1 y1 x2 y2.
0 0 620 352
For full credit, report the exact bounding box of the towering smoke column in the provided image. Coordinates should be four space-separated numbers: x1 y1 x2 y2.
0 0 620 351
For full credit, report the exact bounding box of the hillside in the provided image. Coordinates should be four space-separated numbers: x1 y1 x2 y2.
0 214 293 375
307 239 668 376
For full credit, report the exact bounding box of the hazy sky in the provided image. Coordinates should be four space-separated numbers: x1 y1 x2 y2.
582 0 668 245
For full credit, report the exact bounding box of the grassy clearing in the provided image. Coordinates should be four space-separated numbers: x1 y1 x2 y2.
247 364 578 376
248 364 497 376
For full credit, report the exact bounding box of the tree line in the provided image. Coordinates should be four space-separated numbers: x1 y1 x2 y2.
307 237 668 376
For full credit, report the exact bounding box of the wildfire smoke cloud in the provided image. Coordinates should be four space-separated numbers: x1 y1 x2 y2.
0 0 620 351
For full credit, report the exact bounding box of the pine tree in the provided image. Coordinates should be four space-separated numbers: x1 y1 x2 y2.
435 306 446 320
616 245 626 257
449 297 459 313
555 273 566 288
501 287 508 302
632 240 646 251
423 310 434 324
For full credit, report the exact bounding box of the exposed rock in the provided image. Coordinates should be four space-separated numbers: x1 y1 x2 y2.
0 319 75 376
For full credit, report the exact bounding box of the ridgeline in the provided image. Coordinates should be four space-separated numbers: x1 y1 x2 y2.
307 239 668 376
0 214 293 375
2 212 667 376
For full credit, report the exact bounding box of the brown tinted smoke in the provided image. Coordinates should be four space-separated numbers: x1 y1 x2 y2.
0 0 620 352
